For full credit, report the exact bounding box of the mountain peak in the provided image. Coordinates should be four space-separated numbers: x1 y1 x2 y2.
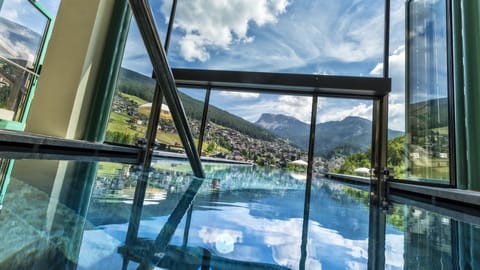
256 113 403 157
256 113 299 123
255 113 310 142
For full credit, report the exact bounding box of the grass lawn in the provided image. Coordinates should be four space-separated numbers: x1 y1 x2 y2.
119 92 148 105
107 111 147 136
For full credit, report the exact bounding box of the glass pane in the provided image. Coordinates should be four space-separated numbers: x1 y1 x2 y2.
148 0 171 47
146 88 206 154
160 0 385 76
406 0 449 181
205 91 310 167
308 181 371 269
0 58 36 121
135 157 194 241
0 0 49 71
387 0 450 183
0 159 136 268
314 98 390 179
385 203 454 269
4 157 480 269
179 88 206 150
137 158 307 268
105 19 154 145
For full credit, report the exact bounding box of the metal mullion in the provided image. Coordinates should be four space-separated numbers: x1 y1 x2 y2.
452 0 467 188
172 68 391 98
371 0 391 205
128 0 204 178
366 2 390 268
299 96 317 270
383 0 391 78
445 0 456 187
195 85 379 100
197 87 211 155
164 0 177 53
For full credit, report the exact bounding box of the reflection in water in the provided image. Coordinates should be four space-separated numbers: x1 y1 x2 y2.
1 160 480 269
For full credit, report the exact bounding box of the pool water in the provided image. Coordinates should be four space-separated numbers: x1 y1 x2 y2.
0 159 479 269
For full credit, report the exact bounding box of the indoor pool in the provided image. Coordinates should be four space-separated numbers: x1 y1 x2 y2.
0 158 478 269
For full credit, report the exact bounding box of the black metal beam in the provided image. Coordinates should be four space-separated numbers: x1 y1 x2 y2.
173 68 391 99
0 130 141 164
128 0 205 179
300 96 317 270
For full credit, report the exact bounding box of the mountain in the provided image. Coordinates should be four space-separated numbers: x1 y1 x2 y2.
256 113 404 158
255 113 310 135
117 68 156 102
408 97 448 131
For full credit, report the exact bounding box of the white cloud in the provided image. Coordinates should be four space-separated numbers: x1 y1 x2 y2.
0 17 42 69
225 94 313 123
370 45 406 132
242 0 386 69
385 234 405 268
161 0 289 62
0 0 21 22
276 95 314 122
122 21 154 76
317 103 373 123
219 91 260 99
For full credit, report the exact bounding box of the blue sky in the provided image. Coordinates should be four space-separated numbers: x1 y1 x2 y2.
121 0 448 132
1 1 448 132
0 0 60 69
0 0 60 32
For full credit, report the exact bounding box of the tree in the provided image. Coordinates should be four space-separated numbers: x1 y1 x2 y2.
333 135 406 176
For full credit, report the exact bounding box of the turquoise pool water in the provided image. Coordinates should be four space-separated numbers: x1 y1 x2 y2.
0 159 478 269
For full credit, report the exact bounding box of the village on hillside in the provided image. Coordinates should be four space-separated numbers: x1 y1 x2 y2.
108 92 341 172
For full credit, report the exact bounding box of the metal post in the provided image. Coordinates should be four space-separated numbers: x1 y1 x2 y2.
128 0 204 178
164 0 177 53
367 206 387 270
460 0 480 190
181 205 194 249
371 0 390 206
299 96 317 270
452 0 467 188
151 177 204 256
197 88 211 154
366 1 390 269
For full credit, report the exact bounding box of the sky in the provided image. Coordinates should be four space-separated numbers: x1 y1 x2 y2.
0 0 449 132
121 0 447 132
0 0 60 32
0 0 60 69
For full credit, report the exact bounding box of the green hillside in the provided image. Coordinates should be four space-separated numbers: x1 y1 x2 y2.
117 67 276 141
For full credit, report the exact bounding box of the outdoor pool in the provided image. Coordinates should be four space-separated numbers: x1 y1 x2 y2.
0 159 478 269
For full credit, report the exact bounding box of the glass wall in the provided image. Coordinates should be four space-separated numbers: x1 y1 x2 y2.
2 156 480 269
205 90 310 167
105 19 155 146
153 88 207 153
387 0 450 183
315 98 375 178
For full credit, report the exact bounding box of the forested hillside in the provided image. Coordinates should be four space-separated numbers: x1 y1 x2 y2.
117 67 275 141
